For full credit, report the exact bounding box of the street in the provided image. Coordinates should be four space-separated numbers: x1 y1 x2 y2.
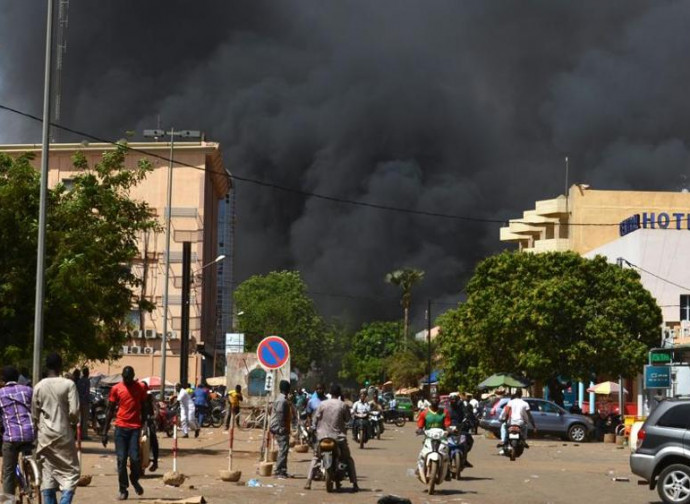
72 423 659 504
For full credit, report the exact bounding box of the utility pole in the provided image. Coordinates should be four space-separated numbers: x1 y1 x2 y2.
180 241 191 386
33 0 55 384
143 128 200 395
427 299 432 396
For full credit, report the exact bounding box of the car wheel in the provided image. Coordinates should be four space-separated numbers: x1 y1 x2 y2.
658 464 690 504
567 423 587 443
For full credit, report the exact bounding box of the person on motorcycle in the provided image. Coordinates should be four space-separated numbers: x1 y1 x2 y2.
368 391 385 434
415 394 451 480
448 393 473 468
351 392 371 441
304 384 358 492
499 389 536 450
305 383 326 424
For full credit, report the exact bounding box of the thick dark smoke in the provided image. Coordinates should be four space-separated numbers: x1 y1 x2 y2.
2 1 689 327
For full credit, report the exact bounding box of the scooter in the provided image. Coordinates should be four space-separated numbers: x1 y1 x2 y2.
503 423 526 461
447 422 471 479
352 413 370 449
417 428 450 495
316 437 352 493
369 411 382 440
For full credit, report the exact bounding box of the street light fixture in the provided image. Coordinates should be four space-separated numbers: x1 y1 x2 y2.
143 127 200 395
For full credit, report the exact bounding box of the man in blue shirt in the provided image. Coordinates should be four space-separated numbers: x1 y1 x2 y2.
305 383 326 424
192 382 210 434
0 365 35 496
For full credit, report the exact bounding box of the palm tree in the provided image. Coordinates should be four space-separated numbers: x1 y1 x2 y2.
385 268 425 348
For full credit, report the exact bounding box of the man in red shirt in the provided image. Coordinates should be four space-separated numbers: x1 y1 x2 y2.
102 367 147 501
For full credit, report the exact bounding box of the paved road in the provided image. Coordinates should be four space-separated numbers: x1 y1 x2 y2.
73 422 660 503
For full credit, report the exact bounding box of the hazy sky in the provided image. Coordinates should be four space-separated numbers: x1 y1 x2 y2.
2 1 689 328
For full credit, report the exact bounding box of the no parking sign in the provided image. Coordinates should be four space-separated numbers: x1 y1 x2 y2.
256 336 290 370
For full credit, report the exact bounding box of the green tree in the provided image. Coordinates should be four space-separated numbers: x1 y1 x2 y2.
340 320 402 384
0 145 159 365
437 251 662 392
385 268 425 347
233 270 327 371
384 339 431 387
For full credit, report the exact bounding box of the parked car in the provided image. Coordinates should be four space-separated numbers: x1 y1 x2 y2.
395 396 414 421
630 399 690 504
479 397 594 442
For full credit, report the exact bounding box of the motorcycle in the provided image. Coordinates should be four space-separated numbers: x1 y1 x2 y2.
417 428 450 495
369 411 382 440
315 437 352 493
447 420 472 480
156 400 177 437
383 409 407 427
503 423 526 461
90 389 107 434
352 413 370 449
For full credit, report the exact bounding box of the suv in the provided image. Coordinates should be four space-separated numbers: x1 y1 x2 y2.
630 399 690 503
479 397 594 442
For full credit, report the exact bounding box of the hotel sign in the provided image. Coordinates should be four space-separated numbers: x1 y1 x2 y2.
620 212 690 237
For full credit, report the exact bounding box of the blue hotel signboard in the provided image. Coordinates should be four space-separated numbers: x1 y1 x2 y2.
644 365 671 389
620 212 690 237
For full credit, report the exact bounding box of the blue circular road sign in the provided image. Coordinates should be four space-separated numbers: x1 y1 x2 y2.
257 336 290 370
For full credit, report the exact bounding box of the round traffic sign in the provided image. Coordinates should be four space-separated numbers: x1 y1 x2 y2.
256 336 290 370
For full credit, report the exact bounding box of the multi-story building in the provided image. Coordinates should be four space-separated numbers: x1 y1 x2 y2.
501 184 690 411
0 141 232 383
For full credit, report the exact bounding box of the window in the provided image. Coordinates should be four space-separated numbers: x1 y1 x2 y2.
540 402 561 414
247 368 268 397
681 295 690 321
657 404 690 429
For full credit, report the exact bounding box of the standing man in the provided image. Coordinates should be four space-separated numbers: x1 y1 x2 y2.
175 383 196 438
76 367 90 440
224 384 243 430
192 381 209 431
32 353 80 504
102 366 147 500
269 380 291 479
305 383 326 424
304 384 358 491
0 365 34 497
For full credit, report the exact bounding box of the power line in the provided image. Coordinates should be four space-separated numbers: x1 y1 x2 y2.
0 102 657 228
621 259 690 292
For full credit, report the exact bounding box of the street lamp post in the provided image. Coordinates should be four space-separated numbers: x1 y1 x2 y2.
143 128 200 395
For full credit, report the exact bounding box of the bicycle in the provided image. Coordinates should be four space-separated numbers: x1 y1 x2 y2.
239 406 270 430
15 449 41 504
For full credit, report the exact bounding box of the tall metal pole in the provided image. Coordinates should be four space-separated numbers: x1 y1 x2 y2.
180 241 191 386
33 0 55 384
427 299 432 395
159 128 175 395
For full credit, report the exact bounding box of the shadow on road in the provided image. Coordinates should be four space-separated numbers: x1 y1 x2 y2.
458 476 493 482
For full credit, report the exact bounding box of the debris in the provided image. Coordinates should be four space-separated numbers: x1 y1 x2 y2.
247 478 261 487
378 496 412 504
612 477 630 482
149 497 206 504
219 469 242 482
76 474 92 487
163 470 186 487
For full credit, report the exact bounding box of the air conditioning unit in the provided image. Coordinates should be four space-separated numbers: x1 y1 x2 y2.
121 345 129 355
168 331 179 340
130 346 141 355
143 347 154 355
130 330 143 339
682 320 690 338
144 329 156 339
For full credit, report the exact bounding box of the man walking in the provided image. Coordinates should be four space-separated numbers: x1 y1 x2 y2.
32 353 80 504
175 383 198 438
0 365 34 497
224 384 243 430
269 380 291 479
76 367 90 440
102 366 147 500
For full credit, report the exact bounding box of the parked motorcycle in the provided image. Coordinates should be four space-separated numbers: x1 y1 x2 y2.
369 411 382 440
316 437 352 493
156 401 177 437
90 389 107 434
417 428 450 495
352 413 370 449
503 423 526 461
383 409 406 427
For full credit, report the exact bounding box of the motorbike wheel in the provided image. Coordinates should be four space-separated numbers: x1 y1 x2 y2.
165 426 174 438
455 453 463 480
509 442 516 462
211 407 224 428
394 416 406 428
359 431 365 449
201 414 211 428
427 460 438 495
325 470 334 493
19 457 42 504
377 428 381 440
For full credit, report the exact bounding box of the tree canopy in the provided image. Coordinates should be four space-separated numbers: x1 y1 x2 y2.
0 145 159 365
340 320 402 384
437 251 662 391
233 270 328 371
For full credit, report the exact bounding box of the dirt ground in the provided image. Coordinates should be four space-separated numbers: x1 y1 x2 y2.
71 423 660 504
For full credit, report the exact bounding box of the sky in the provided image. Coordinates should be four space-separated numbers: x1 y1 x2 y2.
2 1 690 328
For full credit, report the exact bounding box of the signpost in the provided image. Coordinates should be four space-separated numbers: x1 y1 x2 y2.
256 336 290 465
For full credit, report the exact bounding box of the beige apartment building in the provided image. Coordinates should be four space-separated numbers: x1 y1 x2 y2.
0 141 231 383
500 184 690 255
